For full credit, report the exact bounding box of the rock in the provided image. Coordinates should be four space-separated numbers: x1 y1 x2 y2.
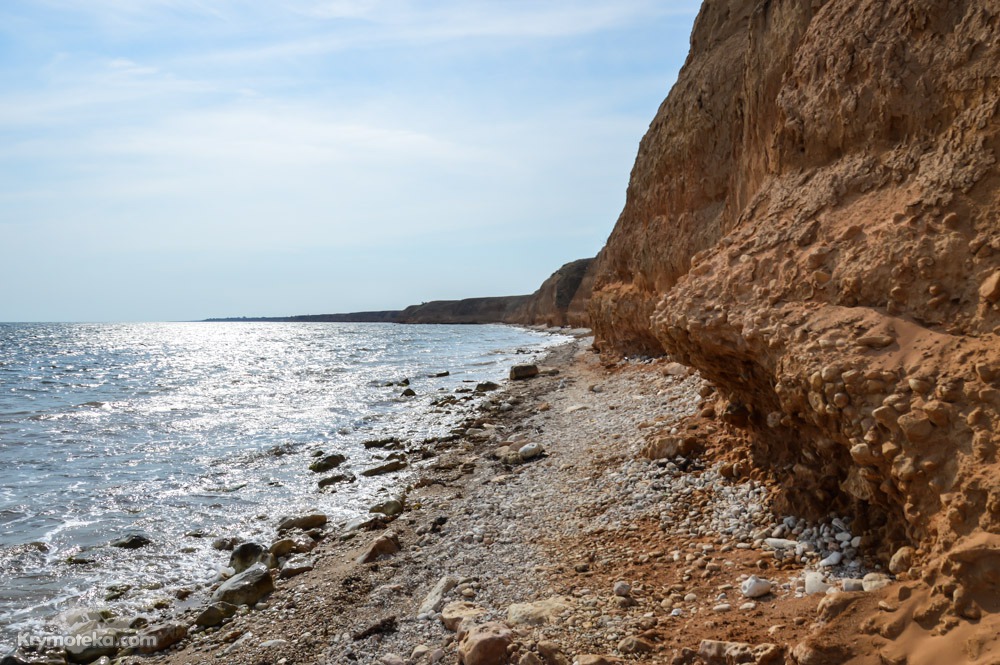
617 636 654 654
804 572 830 596
64 625 120 663
195 602 237 627
361 460 407 477
763 538 798 550
862 573 892 592
475 381 501 392
138 622 187 654
211 536 240 551
740 575 772 598
110 534 151 549
818 551 842 567
698 640 783 665
229 542 270 573
457 622 513 665
841 579 864 592
519 654 543 665
318 472 356 488
537 641 570 665
309 453 346 473
856 335 895 349
518 443 544 461
575 657 623 665
980 270 1000 302
380 655 406 665
419 575 459 615
888 546 915 574
510 364 539 380
441 601 487 631
401 388 416 397
212 563 274 606
506 596 573 626
612 580 631 597
370 499 405 516
279 555 315 579
790 639 852 665
897 411 933 443
277 513 327 533
358 531 400 564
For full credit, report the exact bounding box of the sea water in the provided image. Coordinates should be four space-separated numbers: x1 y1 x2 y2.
0 322 567 646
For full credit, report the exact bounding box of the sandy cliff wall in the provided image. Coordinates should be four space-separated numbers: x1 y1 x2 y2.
590 0 1000 587
507 258 594 327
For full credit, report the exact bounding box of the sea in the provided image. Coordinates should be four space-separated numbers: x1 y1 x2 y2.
0 322 569 648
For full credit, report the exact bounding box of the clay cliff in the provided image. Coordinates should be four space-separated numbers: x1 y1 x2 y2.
588 0 1000 645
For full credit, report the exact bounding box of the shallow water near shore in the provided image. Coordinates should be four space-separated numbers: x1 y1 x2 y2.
0 322 567 646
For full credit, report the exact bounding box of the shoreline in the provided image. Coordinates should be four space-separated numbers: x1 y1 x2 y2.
11 335 916 665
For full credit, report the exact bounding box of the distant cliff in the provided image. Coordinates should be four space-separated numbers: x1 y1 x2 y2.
206 258 595 327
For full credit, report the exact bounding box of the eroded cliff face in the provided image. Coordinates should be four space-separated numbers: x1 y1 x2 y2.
590 0 1000 594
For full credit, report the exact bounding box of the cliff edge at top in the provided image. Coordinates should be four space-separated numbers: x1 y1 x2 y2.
589 0 1000 655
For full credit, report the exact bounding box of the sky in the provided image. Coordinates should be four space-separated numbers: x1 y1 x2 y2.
0 1 700 322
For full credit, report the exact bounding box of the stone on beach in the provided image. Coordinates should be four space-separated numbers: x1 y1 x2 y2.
362 460 408 477
507 596 573 626
419 575 459 615
358 531 401 564
509 364 539 380
741 575 772 599
229 542 272 573
277 513 327 533
279 555 315 579
309 453 346 473
138 622 187 654
457 622 514 665
195 602 237 627
212 563 274 606
441 601 487 631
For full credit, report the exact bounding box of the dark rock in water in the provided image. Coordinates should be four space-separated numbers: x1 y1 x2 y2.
361 460 407 477
104 583 131 601
401 388 416 397
475 381 500 393
429 371 450 377
138 622 187 654
308 453 346 473
212 564 274 606
65 625 120 663
211 537 241 551
277 513 327 533
509 364 539 380
110 534 151 549
398 378 410 386
362 437 401 449
67 554 94 565
195 602 237 627
318 473 356 489
229 542 268 573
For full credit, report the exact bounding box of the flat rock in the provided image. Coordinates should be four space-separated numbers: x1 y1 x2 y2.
419 575 459 615
440 601 487 631
277 513 327 533
212 564 274 606
507 596 573 626
279 555 315 579
110 534 151 549
361 460 407 477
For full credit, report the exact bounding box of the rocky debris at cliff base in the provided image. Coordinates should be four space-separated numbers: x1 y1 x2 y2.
121 340 954 665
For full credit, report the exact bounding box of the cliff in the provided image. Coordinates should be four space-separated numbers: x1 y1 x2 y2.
207 258 595 327
588 0 1000 648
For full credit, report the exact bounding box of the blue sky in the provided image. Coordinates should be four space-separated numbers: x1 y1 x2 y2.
0 1 699 321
